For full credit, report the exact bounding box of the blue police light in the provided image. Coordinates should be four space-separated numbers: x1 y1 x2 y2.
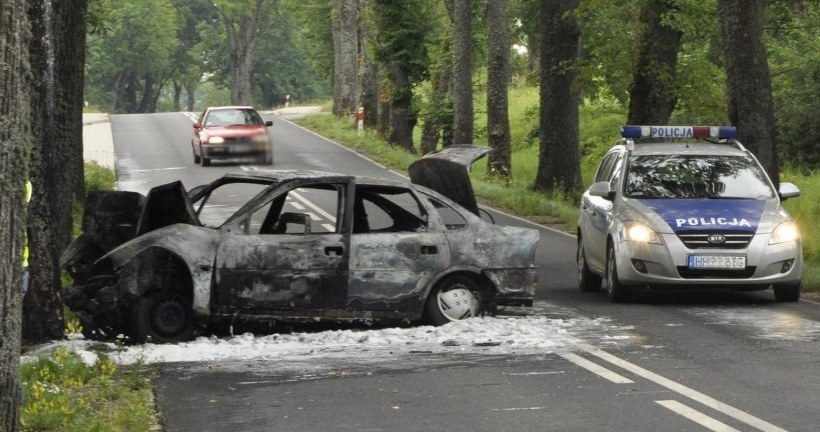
621 125 737 139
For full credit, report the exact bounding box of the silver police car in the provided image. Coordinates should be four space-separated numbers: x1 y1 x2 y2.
577 125 803 302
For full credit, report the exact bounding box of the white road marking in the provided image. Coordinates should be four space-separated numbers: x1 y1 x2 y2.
290 190 336 222
306 212 321 221
289 202 305 210
130 167 187 172
490 407 547 412
559 353 634 384
321 223 335 232
584 347 788 432
656 400 742 432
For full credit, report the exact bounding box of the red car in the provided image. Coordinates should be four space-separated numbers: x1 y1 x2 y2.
191 106 273 166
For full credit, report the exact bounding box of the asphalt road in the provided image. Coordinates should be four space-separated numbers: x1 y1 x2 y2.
109 112 820 432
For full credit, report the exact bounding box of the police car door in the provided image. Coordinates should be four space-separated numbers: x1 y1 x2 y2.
582 150 624 272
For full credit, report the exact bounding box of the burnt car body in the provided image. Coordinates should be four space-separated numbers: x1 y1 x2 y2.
62 145 539 343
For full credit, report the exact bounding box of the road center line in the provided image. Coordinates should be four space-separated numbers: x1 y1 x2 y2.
559 352 634 384
289 190 336 222
583 347 788 432
656 400 742 432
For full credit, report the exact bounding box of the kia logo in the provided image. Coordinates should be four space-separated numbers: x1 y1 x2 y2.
707 234 726 244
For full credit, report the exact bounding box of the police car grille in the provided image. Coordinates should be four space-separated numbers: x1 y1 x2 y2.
676 231 754 249
677 266 756 279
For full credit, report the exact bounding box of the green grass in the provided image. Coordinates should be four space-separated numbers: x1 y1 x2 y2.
781 170 820 290
21 348 157 432
294 92 819 292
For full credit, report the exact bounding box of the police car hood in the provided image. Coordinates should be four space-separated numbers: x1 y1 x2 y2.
628 198 784 234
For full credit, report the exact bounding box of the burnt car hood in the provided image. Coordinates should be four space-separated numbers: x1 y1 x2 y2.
60 180 198 267
408 144 491 216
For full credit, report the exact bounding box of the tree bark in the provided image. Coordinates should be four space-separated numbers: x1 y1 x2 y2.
535 0 583 195
0 0 32 429
486 0 512 177
357 0 377 126
452 0 473 144
332 0 359 116
627 0 683 124
25 0 89 344
718 0 779 184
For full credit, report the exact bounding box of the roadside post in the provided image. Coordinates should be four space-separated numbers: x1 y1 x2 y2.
357 107 364 136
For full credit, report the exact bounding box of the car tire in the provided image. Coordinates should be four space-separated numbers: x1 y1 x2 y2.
193 145 201 164
577 236 602 291
773 283 800 302
606 244 629 302
424 275 482 326
201 156 211 167
132 291 194 343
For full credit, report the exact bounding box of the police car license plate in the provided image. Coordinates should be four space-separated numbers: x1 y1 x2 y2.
688 255 746 270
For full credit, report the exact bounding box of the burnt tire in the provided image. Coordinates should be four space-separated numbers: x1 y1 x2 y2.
132 291 194 343
606 245 629 303
577 237 602 292
424 275 482 326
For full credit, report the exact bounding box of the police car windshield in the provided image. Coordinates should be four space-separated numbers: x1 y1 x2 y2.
625 154 775 199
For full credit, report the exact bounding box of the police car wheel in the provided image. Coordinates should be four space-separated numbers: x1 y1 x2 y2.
577 237 602 291
773 284 800 302
606 245 629 302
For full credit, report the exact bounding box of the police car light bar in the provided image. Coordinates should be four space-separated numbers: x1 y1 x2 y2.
621 125 737 140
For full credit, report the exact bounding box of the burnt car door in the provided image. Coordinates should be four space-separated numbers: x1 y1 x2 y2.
212 179 351 316
347 184 449 314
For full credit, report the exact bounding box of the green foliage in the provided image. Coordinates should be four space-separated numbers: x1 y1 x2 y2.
21 349 156 431
84 161 116 192
766 2 820 170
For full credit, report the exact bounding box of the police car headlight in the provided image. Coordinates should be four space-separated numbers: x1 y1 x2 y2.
769 221 799 244
625 221 661 244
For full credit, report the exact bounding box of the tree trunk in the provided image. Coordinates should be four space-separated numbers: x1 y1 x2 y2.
452 0 474 144
357 0 377 127
535 0 583 195
486 0 512 177
386 64 415 151
138 71 155 113
215 0 272 106
627 0 683 124
0 0 32 429
332 0 359 116
25 0 86 344
718 0 779 184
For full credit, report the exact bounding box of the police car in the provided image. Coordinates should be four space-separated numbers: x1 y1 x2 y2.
577 125 803 302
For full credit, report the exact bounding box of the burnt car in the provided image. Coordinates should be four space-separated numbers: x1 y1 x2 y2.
62 145 539 343
191 106 273 166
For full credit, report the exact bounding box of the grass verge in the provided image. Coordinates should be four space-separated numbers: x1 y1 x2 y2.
22 161 160 432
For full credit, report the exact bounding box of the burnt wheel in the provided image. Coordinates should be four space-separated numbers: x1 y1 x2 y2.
133 291 194 343
425 275 482 326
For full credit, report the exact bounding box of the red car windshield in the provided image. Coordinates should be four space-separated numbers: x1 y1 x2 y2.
204 109 264 127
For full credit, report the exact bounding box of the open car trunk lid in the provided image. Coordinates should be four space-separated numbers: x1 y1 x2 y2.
408 144 491 216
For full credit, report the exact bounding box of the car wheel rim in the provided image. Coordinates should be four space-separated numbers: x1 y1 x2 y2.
437 287 479 321
151 299 186 336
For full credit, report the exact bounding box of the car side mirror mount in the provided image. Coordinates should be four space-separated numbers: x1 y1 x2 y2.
778 182 800 201
265 120 273 127
589 181 616 201
275 212 312 234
